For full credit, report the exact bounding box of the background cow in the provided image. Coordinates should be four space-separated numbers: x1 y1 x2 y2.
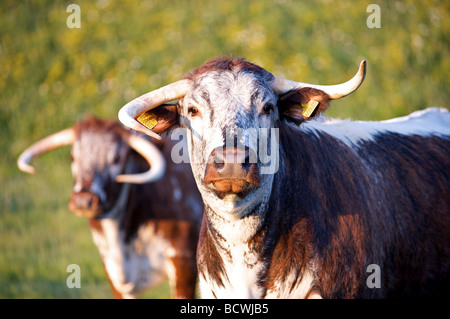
17 116 203 298
119 56 450 298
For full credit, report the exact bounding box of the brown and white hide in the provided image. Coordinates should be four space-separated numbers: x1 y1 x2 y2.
18 117 203 299
119 56 450 299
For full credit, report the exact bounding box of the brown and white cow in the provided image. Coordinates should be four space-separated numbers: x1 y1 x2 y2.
17 116 203 298
119 56 450 298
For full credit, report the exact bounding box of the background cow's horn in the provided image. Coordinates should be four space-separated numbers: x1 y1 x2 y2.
115 133 166 184
271 60 366 99
17 128 76 174
118 79 190 139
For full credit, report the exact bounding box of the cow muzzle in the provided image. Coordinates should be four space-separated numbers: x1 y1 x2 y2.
68 192 102 218
204 147 260 199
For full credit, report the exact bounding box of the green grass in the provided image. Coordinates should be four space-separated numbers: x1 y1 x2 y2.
0 0 448 298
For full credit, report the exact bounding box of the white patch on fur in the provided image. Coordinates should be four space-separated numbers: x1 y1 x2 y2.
199 211 269 298
200 242 266 299
265 270 316 299
165 258 178 298
90 219 135 298
71 128 128 197
180 69 278 220
90 218 174 298
211 209 265 243
179 70 283 298
72 179 82 193
302 107 450 147
199 276 216 299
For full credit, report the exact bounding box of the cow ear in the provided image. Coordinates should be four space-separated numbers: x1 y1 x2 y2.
278 87 330 125
136 103 179 135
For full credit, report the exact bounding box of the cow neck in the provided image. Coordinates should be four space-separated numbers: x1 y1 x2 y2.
197 125 327 298
99 183 130 220
198 203 267 298
99 159 136 221
203 195 267 244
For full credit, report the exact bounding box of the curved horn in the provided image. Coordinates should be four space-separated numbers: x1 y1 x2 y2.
118 79 190 139
271 60 366 99
17 128 76 174
115 133 166 184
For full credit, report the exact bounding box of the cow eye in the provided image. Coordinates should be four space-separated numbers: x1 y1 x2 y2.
188 106 199 116
262 103 273 114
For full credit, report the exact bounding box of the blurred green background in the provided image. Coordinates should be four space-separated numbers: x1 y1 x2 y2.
0 0 448 298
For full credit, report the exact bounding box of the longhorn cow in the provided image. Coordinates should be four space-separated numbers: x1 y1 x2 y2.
119 56 450 298
18 117 203 298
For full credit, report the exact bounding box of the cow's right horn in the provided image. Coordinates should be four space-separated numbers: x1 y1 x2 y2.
271 60 366 99
115 133 166 184
118 79 190 140
17 128 76 174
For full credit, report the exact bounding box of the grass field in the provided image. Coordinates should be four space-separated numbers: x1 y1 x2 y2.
1 0 448 298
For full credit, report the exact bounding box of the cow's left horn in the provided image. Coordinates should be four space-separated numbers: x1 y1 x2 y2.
271 60 366 99
118 79 190 140
116 133 166 184
17 128 76 174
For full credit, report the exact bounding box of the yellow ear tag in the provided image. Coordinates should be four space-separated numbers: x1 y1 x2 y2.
301 100 319 118
137 112 158 130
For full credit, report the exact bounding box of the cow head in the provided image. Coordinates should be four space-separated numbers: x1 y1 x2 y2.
119 57 366 217
18 117 166 219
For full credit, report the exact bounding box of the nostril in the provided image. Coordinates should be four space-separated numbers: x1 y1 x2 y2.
214 162 225 170
87 197 93 208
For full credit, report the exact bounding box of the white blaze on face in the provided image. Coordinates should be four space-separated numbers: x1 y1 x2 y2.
70 129 128 202
178 70 278 217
